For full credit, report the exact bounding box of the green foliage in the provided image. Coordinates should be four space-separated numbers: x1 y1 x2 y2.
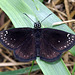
39 0 44 2
0 65 40 75
72 64 75 75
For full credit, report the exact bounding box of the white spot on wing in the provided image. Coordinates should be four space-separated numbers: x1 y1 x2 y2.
5 41 7 43
72 36 74 38
1 38 3 39
67 44 69 46
3 40 5 41
7 43 10 45
64 46 66 48
24 55 26 57
10 38 12 40
0 35 3 37
6 31 8 34
4 34 7 36
69 40 70 41
0 32 3 34
58 40 60 43
72 39 74 40
4 37 6 38
68 37 70 39
14 39 16 40
47 55 49 57
67 34 70 37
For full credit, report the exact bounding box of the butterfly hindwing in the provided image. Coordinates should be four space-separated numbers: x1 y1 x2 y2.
40 30 62 62
13 33 36 62
41 28 75 52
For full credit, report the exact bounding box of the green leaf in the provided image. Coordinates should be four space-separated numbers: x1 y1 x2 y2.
69 46 75 56
0 65 40 75
72 64 75 75
39 0 43 2
37 58 71 75
0 0 74 75
0 0 36 28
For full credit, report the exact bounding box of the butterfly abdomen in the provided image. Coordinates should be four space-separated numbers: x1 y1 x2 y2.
34 29 42 57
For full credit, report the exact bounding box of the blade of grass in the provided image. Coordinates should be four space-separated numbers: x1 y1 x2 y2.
28 60 35 75
69 46 75 56
0 65 40 75
72 64 75 75
39 0 44 2
37 58 71 75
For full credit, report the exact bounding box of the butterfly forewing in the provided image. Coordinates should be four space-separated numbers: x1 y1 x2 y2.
0 28 34 50
41 28 75 52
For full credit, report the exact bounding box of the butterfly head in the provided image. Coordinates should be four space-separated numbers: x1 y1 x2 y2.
34 21 41 29
23 13 52 29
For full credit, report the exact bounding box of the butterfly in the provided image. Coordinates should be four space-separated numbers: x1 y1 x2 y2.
0 14 75 62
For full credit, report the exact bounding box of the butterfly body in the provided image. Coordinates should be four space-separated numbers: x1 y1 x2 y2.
34 29 41 57
0 21 75 62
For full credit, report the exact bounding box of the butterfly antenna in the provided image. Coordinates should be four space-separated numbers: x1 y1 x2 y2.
23 13 35 23
40 13 52 23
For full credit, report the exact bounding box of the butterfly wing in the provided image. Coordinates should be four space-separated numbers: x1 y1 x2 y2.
40 31 62 62
13 33 36 62
0 28 34 50
0 28 36 61
40 28 75 62
42 28 75 52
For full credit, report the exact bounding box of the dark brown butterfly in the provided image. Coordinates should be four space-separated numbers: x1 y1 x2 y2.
0 14 75 62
